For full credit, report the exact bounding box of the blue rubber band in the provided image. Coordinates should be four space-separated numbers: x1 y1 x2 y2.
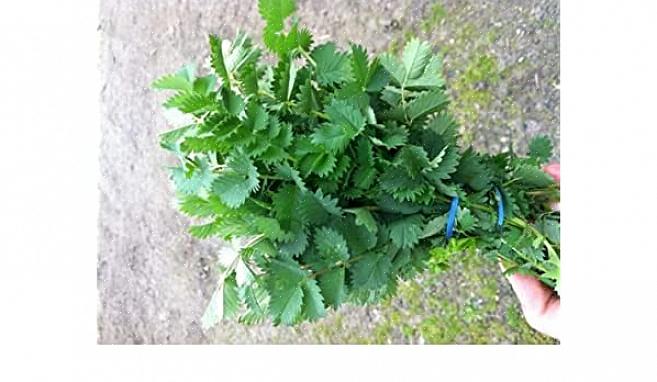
494 186 505 229
445 196 459 240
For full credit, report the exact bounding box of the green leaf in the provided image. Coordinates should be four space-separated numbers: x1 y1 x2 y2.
252 216 289 241
318 268 346 309
212 150 259 208
301 278 326 320
380 39 444 89
394 145 431 178
189 219 223 239
301 151 337 178
268 280 303 325
170 159 214 195
325 99 365 135
528 135 554 164
405 55 444 89
275 163 307 191
380 86 402 106
371 123 408 149
536 218 560 244
222 274 240 320
311 43 352 86
237 62 259 96
193 75 217 95
428 145 448 168
457 208 477 233
406 90 448 121
420 215 447 239
152 71 194 91
160 124 195 153
259 0 297 56
266 258 306 325
350 252 392 290
379 53 405 86
347 208 378 234
314 226 350 262
402 38 432 82
452 148 492 191
311 123 354 153
388 214 424 249
164 90 215 113
201 282 224 330
515 165 555 188
274 57 299 102
210 32 260 89
201 272 240 330
424 146 460 182
240 282 269 325
281 23 313 55
272 184 302 226
179 195 214 217
434 180 458 197
328 154 352 181
295 76 320 115
352 166 377 189
222 88 245 115
299 189 343 225
365 59 390 92
245 103 268 131
279 226 309 257
336 216 377 254
209 34 231 87
380 167 429 202
350 44 369 88
355 136 374 165
178 195 226 217
425 113 458 141
176 64 196 83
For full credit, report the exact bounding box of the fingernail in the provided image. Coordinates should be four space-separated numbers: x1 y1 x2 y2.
550 201 560 211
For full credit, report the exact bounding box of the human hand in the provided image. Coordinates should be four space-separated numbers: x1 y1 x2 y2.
506 163 560 340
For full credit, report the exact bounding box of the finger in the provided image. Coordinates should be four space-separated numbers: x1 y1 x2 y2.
543 163 560 183
550 201 560 212
508 273 556 314
507 273 560 339
543 163 560 210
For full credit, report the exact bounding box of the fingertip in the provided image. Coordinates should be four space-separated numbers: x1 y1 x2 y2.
507 272 539 289
543 163 560 182
507 273 554 311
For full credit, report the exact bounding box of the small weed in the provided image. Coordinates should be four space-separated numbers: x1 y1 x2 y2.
421 3 447 33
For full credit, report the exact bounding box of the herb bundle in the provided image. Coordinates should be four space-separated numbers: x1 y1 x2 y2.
153 0 560 328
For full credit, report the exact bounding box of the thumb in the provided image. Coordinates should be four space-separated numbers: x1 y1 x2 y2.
507 272 560 340
543 163 560 211
543 163 560 183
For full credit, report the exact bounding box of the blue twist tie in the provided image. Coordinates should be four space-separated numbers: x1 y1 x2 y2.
445 196 459 240
494 186 505 230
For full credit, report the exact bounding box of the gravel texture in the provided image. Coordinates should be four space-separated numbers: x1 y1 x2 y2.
98 0 559 344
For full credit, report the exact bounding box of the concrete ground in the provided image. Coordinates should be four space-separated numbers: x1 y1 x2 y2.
98 0 559 344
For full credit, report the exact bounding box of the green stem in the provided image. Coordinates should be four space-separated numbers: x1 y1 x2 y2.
503 178 520 187
501 238 548 274
301 50 317 67
260 174 286 181
249 198 272 211
312 110 329 120
243 260 260 278
244 234 265 249
306 188 557 280
310 253 367 279
257 90 276 100
526 189 556 196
